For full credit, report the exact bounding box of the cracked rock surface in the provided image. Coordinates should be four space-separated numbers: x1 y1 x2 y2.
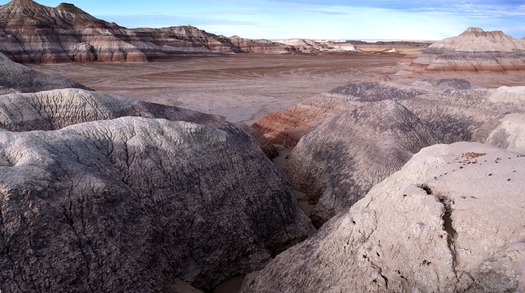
241 142 525 292
0 88 277 158
0 96 313 291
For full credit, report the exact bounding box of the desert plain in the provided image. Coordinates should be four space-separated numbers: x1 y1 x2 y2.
29 53 403 124
30 51 525 125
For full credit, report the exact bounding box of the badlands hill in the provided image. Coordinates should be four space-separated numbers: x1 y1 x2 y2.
412 27 525 71
0 88 314 292
255 79 525 225
0 0 373 63
0 0 297 63
0 51 89 92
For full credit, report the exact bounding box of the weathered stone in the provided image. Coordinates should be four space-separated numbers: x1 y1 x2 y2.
242 142 525 292
286 100 438 226
486 113 525 154
0 116 314 292
262 80 525 225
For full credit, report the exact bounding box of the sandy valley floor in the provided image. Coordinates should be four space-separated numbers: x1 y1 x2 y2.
30 53 404 124
30 53 525 125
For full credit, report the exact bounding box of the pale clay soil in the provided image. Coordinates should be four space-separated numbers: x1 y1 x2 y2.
30 53 525 126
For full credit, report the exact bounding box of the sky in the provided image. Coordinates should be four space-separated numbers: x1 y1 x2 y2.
18 0 525 40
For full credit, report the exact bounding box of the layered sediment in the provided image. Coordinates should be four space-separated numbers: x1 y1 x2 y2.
0 0 298 63
412 27 525 71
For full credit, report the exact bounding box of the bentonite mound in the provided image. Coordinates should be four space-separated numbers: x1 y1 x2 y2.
411 27 525 72
242 142 525 292
0 116 314 292
0 88 224 131
286 100 438 226
0 51 90 92
263 79 525 225
252 81 427 147
0 88 279 158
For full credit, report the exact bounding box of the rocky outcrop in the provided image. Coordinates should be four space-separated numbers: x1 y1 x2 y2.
242 142 525 292
0 0 146 62
0 88 224 131
257 79 525 225
0 93 314 291
286 100 438 226
253 79 484 147
486 113 525 154
228 36 293 54
277 39 358 53
0 51 89 92
412 27 525 71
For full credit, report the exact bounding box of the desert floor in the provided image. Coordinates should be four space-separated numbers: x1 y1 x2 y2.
30 53 525 125
30 53 404 124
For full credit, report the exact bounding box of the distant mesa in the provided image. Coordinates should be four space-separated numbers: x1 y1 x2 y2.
0 0 425 63
411 27 525 71
277 39 359 53
0 0 296 63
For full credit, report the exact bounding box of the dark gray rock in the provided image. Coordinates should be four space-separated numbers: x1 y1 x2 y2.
0 116 313 292
286 100 437 226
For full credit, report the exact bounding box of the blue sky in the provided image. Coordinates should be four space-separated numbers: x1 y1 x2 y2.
15 0 525 40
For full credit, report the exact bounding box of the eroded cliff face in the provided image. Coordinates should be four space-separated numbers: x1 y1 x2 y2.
0 0 147 62
411 27 525 71
0 89 314 292
0 0 299 63
243 142 525 293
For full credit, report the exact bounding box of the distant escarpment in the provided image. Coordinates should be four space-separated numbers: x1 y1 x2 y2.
254 79 525 225
411 27 525 71
0 0 296 63
0 89 314 291
242 142 525 292
0 0 368 63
